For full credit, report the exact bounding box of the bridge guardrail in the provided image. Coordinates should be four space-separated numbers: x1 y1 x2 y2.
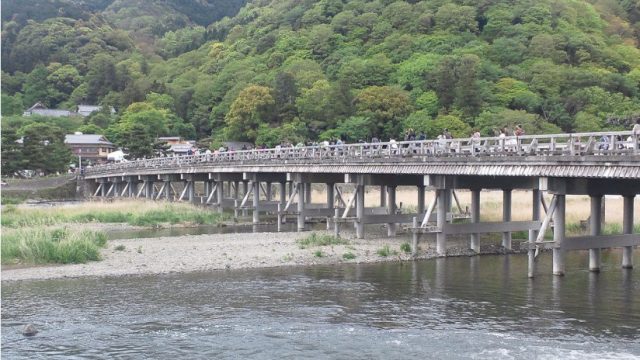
86 131 639 176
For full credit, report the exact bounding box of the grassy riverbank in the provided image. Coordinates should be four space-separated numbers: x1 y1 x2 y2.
1 200 227 265
1 200 227 228
2 227 107 265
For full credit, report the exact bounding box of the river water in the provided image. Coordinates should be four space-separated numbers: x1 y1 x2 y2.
2 250 639 359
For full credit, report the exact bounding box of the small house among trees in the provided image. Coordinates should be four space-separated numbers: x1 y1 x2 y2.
64 133 115 164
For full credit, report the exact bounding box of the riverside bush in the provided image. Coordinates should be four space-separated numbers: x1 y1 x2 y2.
1 227 107 264
376 245 398 257
296 233 349 249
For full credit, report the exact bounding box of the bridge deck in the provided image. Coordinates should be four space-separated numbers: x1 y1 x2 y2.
86 131 640 180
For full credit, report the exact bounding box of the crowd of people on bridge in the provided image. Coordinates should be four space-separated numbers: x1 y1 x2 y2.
173 119 640 157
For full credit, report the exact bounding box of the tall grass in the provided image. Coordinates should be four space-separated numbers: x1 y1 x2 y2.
1 227 107 265
296 233 349 249
1 200 227 228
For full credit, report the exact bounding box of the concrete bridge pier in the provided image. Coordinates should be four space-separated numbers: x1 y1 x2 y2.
98 179 107 197
242 181 249 217
436 189 449 256
528 189 541 278
470 188 481 253
380 185 386 207
279 181 287 225
356 183 365 238
108 177 121 198
253 180 260 224
386 186 397 237
266 182 272 202
216 181 224 212
589 195 603 272
553 193 567 276
326 183 334 229
502 189 512 250
297 182 305 231
622 195 635 269
127 178 137 198
417 185 426 215
304 183 312 206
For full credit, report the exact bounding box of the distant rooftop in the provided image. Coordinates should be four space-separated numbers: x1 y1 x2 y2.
23 102 79 117
65 134 114 146
77 105 116 117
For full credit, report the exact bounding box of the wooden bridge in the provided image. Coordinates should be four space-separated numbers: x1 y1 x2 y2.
84 131 640 277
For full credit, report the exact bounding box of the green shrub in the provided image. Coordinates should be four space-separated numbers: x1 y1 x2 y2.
342 252 356 260
114 244 126 251
314 250 324 258
296 233 348 249
400 242 411 253
376 245 397 257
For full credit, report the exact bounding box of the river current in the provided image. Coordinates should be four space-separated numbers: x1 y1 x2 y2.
2 250 639 359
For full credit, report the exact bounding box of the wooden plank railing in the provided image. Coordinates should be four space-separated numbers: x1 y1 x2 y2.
86 131 639 176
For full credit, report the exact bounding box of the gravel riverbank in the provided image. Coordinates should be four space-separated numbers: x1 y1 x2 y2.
1 227 506 282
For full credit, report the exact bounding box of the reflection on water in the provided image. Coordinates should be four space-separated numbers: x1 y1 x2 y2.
2 249 639 359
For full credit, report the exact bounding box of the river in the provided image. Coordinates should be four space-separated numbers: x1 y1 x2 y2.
2 250 639 359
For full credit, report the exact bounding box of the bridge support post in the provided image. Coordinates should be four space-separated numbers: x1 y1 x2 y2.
387 186 397 237
417 185 425 215
144 181 153 199
164 181 171 201
188 181 195 203
326 183 334 230
502 189 512 250
305 183 312 205
380 185 387 207
253 181 260 225
266 182 272 202
356 184 365 239
112 182 120 198
279 182 287 225
242 181 249 216
589 195 603 272
412 217 419 257
233 181 239 200
528 189 541 278
216 181 224 213
297 182 305 231
436 189 448 256
553 194 566 276
622 195 634 269
101 181 107 197
470 189 481 253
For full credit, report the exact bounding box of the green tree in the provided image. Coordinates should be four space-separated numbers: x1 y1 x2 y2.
435 4 477 33
0 127 26 175
225 85 275 142
474 109 561 136
426 114 471 139
21 123 72 174
22 65 50 107
319 116 373 142
1 93 24 116
119 122 157 160
354 86 412 138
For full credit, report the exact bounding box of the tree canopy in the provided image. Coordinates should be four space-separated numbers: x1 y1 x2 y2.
2 0 640 162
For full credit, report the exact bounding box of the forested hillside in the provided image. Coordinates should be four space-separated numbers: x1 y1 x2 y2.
3 0 640 166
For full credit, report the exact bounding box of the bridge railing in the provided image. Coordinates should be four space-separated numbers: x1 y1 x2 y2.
86 131 639 176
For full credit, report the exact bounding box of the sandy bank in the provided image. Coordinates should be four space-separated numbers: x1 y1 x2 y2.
1 228 498 282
